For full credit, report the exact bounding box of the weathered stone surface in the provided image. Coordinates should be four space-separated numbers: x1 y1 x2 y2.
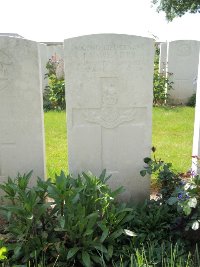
38 43 48 92
46 45 64 62
64 34 154 202
168 40 200 104
0 37 45 185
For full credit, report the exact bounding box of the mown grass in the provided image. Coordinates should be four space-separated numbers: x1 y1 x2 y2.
44 111 68 178
44 106 195 179
152 106 195 173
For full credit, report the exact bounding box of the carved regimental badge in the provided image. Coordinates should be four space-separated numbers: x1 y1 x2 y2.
84 78 136 128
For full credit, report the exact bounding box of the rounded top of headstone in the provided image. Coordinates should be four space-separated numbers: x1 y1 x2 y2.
0 33 24 38
64 33 154 43
0 36 38 47
169 39 200 44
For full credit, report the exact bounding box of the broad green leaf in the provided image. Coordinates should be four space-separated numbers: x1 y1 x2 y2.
108 229 124 240
86 212 98 219
91 255 102 264
94 244 107 253
82 251 91 267
112 186 125 197
67 247 80 259
100 229 109 242
97 222 107 232
84 229 93 237
104 174 112 183
99 169 112 183
56 171 67 189
87 217 98 229
99 169 106 181
108 245 113 258
116 208 133 214
82 172 91 181
121 214 134 224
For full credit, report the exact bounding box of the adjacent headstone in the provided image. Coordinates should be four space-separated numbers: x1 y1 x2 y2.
46 44 64 62
38 43 48 92
0 37 45 185
167 40 200 104
192 51 200 172
159 42 167 74
64 34 154 202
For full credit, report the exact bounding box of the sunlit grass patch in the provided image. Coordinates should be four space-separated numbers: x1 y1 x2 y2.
44 111 68 179
152 106 195 174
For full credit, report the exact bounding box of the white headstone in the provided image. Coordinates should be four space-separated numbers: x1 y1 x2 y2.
64 34 154 202
0 37 45 185
159 42 167 74
46 44 64 62
192 51 200 172
168 40 200 104
38 43 48 92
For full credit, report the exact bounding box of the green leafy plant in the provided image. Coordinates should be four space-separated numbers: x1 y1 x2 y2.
140 147 181 200
46 170 133 266
153 68 173 105
127 200 175 245
0 170 133 266
167 167 200 233
0 172 52 265
140 150 200 240
2 156 200 266
43 54 65 111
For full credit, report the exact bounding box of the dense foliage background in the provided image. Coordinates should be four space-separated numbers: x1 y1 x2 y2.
152 0 200 21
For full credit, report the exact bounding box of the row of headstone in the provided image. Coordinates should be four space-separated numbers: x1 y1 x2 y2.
0 34 155 202
39 39 200 106
159 40 200 104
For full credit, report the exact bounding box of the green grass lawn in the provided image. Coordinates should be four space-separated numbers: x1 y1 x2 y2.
152 106 195 173
44 106 195 179
44 111 68 178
